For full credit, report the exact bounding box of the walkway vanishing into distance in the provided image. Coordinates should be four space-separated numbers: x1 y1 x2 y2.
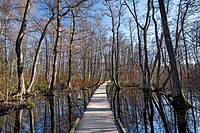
74 82 119 133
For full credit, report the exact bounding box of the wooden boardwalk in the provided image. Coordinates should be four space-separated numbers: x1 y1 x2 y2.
74 82 118 133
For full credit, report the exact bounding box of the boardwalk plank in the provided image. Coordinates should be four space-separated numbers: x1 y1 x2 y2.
75 83 118 133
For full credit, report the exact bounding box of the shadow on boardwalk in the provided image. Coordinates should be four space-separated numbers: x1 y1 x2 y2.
74 82 118 133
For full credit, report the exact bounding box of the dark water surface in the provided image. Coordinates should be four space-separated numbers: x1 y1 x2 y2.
107 87 200 133
0 88 94 133
1 86 199 133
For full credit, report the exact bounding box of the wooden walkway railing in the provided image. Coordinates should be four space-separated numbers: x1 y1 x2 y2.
73 82 119 133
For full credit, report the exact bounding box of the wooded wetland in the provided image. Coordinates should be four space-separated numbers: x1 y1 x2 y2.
0 0 199 133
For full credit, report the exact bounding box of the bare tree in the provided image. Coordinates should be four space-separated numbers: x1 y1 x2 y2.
67 10 76 88
26 12 55 93
15 0 32 95
158 0 191 106
49 0 61 92
125 0 152 90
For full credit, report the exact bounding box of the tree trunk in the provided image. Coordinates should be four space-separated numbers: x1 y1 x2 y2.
158 0 190 108
142 0 151 90
45 37 50 91
152 0 162 90
115 0 123 121
182 30 189 79
27 15 54 93
67 11 76 88
110 7 115 83
15 0 32 95
158 0 182 96
50 0 61 91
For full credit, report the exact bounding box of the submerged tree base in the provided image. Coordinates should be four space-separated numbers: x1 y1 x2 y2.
171 91 192 133
171 91 191 111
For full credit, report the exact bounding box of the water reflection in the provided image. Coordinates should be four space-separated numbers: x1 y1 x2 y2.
107 86 200 133
49 96 56 133
0 88 94 133
29 109 34 133
14 110 23 133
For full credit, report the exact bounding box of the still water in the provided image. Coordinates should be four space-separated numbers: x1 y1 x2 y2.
1 86 199 133
107 87 200 133
0 88 94 133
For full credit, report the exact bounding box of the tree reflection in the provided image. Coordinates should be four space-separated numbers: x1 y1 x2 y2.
49 96 56 133
0 86 95 133
143 91 154 133
68 93 72 130
153 93 169 133
176 109 188 133
29 109 35 133
43 103 47 133
190 91 197 133
14 110 23 133
107 86 199 133
171 93 191 133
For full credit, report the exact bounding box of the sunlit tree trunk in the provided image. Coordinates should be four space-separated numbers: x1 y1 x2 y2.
82 43 86 88
182 30 189 79
4 19 9 101
58 34 62 80
67 11 76 88
115 0 123 121
109 6 115 84
104 0 120 120
50 0 61 91
1 2 11 97
128 19 135 83
15 0 32 95
45 37 50 91
27 15 54 93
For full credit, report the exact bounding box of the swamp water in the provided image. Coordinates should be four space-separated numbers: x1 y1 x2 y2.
0 88 94 133
107 87 200 133
1 86 199 133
